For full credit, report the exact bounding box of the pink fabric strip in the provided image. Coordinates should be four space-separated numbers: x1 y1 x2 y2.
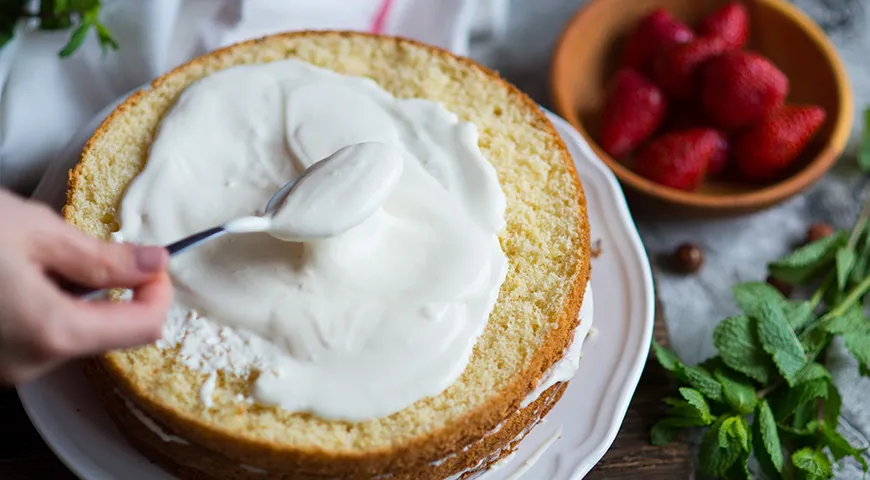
370 0 396 33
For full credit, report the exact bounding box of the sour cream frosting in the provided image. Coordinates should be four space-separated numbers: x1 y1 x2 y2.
115 59 508 421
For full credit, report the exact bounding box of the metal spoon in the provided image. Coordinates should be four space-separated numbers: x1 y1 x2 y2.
63 173 308 301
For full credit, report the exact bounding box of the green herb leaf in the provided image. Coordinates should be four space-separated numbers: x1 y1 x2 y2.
677 387 713 421
756 301 807 385
714 368 757 414
93 21 118 54
650 418 686 446
753 400 784 479
824 305 870 334
801 328 833 359
844 331 870 376
821 422 868 469
58 20 92 58
836 247 857 290
769 232 848 285
699 417 746 477
791 447 833 480
678 365 723 402
651 341 682 375
859 108 870 173
714 315 778 384
824 382 842 426
651 342 723 401
795 362 832 384
787 300 816 331
70 0 100 10
733 282 785 318
793 402 819 431
724 453 751 480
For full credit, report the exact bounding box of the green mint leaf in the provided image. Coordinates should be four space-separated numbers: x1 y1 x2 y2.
58 21 92 58
787 300 816 331
756 301 807 385
821 422 868 468
753 400 785 479
721 415 751 452
678 387 713 421
777 379 829 427
651 342 722 400
793 402 819 431
651 341 681 374
93 22 118 54
769 232 848 285
699 417 745 476
824 305 870 334
824 382 842 426
71 0 100 11
724 449 752 480
791 447 833 480
836 247 856 290
843 331 870 376
53 0 71 14
650 418 685 446
733 281 786 318
714 315 778 384
859 108 870 173
795 362 832 384
714 368 757 414
801 328 833 359
678 365 723 402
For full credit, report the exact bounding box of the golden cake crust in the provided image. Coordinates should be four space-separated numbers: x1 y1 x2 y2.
64 31 590 478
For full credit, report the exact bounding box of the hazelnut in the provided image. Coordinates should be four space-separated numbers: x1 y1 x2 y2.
766 275 793 298
806 222 833 243
673 243 703 274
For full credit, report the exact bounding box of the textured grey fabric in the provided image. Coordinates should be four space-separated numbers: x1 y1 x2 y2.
481 0 870 475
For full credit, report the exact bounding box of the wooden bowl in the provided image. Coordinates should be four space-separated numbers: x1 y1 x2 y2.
550 0 853 214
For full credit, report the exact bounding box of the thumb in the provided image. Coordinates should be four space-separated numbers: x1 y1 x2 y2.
36 223 169 289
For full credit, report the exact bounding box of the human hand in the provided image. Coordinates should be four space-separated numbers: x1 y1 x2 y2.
0 189 172 385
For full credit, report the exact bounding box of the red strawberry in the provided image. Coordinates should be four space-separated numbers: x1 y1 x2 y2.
635 129 726 190
700 51 789 130
708 134 731 176
598 68 667 158
622 9 694 72
651 38 729 101
697 2 750 50
734 106 826 182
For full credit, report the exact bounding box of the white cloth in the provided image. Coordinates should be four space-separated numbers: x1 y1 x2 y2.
0 0 509 195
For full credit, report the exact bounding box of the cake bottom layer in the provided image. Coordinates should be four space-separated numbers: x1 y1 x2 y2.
86 358 568 480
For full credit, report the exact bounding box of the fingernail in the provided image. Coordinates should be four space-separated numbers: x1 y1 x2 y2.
134 246 167 273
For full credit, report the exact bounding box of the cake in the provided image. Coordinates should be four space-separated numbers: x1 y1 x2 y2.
63 31 591 479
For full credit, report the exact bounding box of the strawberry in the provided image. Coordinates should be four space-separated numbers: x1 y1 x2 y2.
734 106 826 182
622 9 694 72
634 129 725 190
598 68 667 158
708 134 731 176
651 38 729 101
697 2 750 50
700 51 788 130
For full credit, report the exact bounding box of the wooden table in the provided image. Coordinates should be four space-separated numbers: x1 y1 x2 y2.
0 302 692 479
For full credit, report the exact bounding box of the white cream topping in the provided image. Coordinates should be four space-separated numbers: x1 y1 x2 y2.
116 59 508 421
521 283 594 408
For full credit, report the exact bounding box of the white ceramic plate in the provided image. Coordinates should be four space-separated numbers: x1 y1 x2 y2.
21 98 655 480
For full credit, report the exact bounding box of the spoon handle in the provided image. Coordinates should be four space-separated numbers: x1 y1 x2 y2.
61 226 228 301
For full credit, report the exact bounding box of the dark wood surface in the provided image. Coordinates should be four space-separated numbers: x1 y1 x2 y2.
0 300 693 479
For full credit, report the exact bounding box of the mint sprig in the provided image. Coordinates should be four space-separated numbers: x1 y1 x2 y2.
651 112 870 479
1 0 116 57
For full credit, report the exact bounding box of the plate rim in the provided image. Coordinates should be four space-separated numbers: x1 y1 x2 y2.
20 102 655 480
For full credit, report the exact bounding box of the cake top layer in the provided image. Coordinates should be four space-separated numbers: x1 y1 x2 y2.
64 32 590 463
